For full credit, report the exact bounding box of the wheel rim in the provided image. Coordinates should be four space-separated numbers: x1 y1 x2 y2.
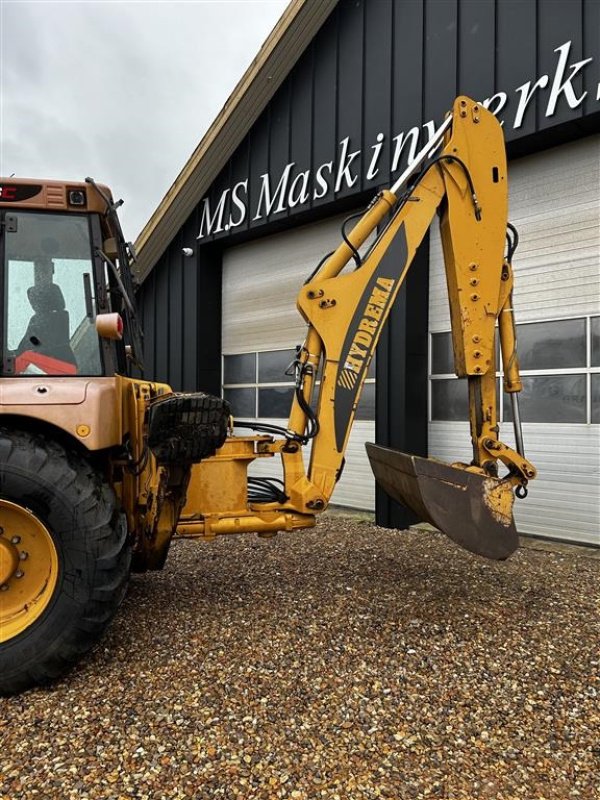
0 499 59 642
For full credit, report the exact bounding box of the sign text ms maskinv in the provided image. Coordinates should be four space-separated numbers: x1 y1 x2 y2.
197 41 598 241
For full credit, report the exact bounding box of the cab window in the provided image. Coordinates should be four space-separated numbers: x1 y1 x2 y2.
2 211 103 376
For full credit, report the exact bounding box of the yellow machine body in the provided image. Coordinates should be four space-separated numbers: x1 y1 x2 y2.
0 98 537 692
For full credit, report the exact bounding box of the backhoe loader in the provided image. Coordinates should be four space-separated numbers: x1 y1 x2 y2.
0 97 536 693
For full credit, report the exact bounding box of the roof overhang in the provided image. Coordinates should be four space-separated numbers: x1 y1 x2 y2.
134 0 338 284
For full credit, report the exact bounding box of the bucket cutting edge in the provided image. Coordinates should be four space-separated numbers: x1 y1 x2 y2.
365 442 519 560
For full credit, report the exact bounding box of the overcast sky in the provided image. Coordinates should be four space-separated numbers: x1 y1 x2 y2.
1 0 289 240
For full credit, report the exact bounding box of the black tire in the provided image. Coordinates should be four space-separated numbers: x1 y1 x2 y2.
0 428 131 695
147 392 230 464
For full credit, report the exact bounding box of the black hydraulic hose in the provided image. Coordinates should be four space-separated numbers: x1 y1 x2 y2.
304 209 369 285
506 222 520 261
248 476 288 504
294 383 320 440
234 420 291 437
341 211 365 268
304 250 335 285
308 151 482 290
406 154 481 220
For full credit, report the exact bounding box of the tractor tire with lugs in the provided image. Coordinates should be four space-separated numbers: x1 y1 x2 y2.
147 392 231 464
0 429 131 694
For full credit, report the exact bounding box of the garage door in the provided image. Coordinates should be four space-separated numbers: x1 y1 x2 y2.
222 214 376 511
428 135 600 545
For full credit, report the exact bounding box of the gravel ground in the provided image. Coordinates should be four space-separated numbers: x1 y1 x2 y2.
1 516 599 800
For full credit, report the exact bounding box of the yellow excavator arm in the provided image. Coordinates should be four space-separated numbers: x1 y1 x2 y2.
225 96 536 559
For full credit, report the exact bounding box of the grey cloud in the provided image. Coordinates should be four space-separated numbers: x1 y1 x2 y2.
1 0 288 238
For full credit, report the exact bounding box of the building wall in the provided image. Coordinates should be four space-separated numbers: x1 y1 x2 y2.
138 0 600 390
136 0 600 536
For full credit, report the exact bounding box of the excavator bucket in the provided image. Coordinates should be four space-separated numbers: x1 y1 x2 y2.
365 443 519 560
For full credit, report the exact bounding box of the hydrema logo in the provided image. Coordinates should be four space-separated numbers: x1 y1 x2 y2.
334 223 407 452
337 276 395 390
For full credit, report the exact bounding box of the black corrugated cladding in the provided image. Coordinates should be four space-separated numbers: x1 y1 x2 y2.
137 210 222 395
137 0 599 524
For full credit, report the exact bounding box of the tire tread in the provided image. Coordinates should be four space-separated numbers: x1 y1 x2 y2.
0 428 131 695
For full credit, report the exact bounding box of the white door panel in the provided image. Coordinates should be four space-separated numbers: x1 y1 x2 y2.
429 135 600 546
223 214 375 353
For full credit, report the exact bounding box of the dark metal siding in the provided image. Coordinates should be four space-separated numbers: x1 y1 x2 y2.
138 0 598 385
584 0 600 118
457 0 495 103
196 0 597 243
137 207 215 393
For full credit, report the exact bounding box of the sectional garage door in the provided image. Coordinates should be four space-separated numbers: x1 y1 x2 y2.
222 214 376 510
428 135 600 545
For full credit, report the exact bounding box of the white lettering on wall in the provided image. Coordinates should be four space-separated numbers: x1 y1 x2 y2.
197 190 229 239
288 170 311 208
313 161 333 199
366 133 385 180
228 180 248 230
546 41 593 116
253 162 295 220
390 127 420 172
513 75 550 129
482 92 508 123
197 40 599 239
334 137 361 192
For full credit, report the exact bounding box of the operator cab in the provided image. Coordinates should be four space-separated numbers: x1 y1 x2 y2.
0 179 141 378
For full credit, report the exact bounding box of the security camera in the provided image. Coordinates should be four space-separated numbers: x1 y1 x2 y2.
182 247 194 258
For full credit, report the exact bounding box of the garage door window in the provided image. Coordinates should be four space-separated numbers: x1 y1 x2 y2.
591 317 600 424
224 349 294 418
430 316 599 424
223 353 256 384
592 317 600 368
224 349 376 421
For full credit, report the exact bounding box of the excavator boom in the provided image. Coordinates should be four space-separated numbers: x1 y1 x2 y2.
280 96 536 559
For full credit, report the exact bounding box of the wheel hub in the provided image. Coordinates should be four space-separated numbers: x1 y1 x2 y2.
0 499 59 641
0 537 19 585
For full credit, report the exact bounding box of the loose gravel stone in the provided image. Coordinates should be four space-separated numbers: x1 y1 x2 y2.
1 516 599 799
